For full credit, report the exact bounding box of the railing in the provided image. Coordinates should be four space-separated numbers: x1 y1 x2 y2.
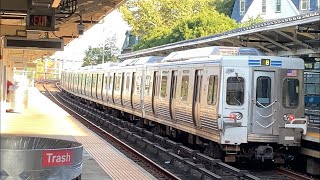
305 109 320 130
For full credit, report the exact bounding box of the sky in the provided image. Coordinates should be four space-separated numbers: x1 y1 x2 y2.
52 10 130 68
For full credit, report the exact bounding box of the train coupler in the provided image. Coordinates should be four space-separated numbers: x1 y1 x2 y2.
255 145 273 162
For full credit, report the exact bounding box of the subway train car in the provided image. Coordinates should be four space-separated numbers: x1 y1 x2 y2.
61 46 307 162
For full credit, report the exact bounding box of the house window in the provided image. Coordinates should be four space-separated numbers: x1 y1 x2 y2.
276 0 281 12
300 0 309 10
262 0 266 13
240 0 245 15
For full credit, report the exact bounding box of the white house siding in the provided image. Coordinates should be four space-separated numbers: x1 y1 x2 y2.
241 0 299 22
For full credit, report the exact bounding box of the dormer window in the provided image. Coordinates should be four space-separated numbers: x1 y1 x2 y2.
262 0 266 13
240 0 245 15
300 0 309 10
276 0 281 12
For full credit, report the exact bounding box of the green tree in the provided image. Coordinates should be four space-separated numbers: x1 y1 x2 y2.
213 0 236 17
82 36 119 66
120 0 216 37
239 15 264 27
121 0 238 50
135 10 237 50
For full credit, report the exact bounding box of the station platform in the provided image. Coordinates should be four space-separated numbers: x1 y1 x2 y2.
303 131 320 143
1 88 155 180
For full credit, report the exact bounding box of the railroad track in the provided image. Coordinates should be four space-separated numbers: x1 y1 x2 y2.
41 82 315 180
42 82 179 180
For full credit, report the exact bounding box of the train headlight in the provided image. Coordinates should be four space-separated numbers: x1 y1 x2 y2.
283 114 295 121
230 112 243 121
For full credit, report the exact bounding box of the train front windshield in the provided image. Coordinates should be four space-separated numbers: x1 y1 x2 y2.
282 78 299 108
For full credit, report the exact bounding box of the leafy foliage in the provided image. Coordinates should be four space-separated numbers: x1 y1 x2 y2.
239 15 265 27
135 10 238 50
213 0 236 17
120 0 263 51
120 0 216 36
82 36 119 67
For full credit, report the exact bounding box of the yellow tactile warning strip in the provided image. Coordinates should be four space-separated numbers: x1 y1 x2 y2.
303 132 320 143
306 132 320 138
1 87 154 180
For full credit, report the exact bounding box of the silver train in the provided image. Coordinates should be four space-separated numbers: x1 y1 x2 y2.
61 46 307 162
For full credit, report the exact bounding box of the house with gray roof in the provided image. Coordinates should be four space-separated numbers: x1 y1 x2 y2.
231 0 319 22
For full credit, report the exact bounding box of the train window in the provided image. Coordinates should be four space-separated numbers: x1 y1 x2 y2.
256 76 271 107
207 75 218 105
226 77 244 106
283 78 299 108
108 76 113 90
115 75 121 91
180 75 189 101
126 75 130 92
104 76 109 90
161 75 167 98
92 74 97 89
145 75 151 96
136 76 141 94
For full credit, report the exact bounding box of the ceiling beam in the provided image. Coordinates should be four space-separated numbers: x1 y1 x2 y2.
254 33 294 52
223 38 275 55
273 30 317 52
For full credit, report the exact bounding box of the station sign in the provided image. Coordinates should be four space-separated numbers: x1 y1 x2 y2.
26 9 55 31
4 36 64 51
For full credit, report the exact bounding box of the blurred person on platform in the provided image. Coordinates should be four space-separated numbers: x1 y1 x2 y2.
6 80 14 112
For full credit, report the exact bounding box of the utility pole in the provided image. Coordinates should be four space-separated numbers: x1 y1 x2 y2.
102 25 106 64
102 41 105 64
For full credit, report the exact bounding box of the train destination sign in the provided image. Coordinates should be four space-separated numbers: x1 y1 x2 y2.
261 59 271 66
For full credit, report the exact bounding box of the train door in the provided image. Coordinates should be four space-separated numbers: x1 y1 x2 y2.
112 73 116 103
120 72 125 106
152 71 160 114
101 73 105 100
131 72 136 108
252 71 276 135
169 70 178 120
192 69 203 127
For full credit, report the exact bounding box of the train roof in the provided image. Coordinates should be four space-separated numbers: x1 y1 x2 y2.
161 46 265 62
118 56 163 66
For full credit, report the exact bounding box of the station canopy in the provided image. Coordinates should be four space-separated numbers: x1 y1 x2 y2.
0 0 125 61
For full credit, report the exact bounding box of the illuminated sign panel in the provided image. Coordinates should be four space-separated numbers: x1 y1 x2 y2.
27 9 55 31
29 15 52 27
261 59 271 66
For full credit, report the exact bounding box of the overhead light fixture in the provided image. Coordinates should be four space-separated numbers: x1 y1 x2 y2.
51 0 62 8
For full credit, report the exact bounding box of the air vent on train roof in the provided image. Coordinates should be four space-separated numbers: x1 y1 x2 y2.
161 46 266 62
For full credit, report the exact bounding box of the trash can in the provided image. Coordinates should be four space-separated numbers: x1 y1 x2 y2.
0 136 83 180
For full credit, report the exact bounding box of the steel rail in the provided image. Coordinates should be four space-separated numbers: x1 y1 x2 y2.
275 167 314 180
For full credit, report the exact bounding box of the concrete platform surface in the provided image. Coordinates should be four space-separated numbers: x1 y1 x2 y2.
1 88 155 180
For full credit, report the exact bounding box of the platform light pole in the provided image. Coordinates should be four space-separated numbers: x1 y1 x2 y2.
101 25 106 64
